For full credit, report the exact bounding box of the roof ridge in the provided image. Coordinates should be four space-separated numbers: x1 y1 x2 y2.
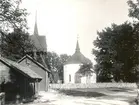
0 56 42 80
18 55 50 73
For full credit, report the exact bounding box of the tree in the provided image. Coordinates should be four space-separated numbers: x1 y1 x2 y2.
0 0 30 61
0 0 29 85
0 29 34 61
46 52 71 83
128 0 139 20
46 51 61 83
93 22 139 82
0 0 27 33
78 63 93 76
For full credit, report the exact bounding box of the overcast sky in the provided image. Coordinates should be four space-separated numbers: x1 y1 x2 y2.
20 0 131 63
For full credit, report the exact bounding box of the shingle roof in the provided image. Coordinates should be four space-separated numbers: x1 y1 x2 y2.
30 35 47 52
65 40 92 65
18 55 51 73
0 57 42 80
65 52 92 64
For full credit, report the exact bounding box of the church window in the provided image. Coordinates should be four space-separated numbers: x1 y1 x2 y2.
69 75 71 82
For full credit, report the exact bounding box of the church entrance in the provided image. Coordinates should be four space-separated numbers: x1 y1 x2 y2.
75 73 81 83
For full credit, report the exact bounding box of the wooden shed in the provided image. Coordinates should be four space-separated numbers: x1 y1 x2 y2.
18 55 51 92
0 57 42 102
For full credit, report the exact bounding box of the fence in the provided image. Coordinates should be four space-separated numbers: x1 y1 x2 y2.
0 93 5 105
49 83 137 89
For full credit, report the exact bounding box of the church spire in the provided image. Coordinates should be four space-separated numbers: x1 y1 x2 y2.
75 34 80 52
34 11 39 36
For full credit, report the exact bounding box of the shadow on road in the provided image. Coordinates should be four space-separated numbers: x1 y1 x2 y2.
58 89 107 98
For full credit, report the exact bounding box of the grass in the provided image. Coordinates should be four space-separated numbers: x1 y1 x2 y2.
56 87 137 103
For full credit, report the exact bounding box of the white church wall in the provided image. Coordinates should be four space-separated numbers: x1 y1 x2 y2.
81 76 86 83
64 63 97 84
81 74 96 84
64 64 81 83
90 73 96 83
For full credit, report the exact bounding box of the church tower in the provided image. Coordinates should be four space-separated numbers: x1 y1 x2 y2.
63 37 96 84
26 12 47 67
25 12 49 91
32 12 47 52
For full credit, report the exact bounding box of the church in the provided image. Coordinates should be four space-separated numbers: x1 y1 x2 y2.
19 14 50 91
64 40 96 84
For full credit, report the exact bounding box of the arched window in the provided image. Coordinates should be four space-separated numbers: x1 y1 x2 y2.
69 75 71 82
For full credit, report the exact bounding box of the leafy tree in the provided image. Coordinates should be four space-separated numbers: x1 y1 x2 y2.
93 22 139 82
46 52 71 83
0 0 27 32
0 0 29 61
78 63 93 76
128 0 139 20
128 0 139 84
46 52 61 83
0 29 34 61
0 0 29 85
46 52 61 71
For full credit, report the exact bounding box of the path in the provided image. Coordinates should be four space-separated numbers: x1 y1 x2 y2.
26 88 137 105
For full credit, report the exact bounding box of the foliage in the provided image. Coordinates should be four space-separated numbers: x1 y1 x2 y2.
0 0 30 61
0 0 27 32
93 22 139 82
46 52 60 83
78 63 93 76
0 29 34 61
46 52 71 83
0 0 29 85
128 0 139 20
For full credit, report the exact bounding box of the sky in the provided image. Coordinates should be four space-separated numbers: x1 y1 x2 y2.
20 0 131 64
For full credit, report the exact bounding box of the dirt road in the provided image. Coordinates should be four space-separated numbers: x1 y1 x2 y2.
26 88 137 105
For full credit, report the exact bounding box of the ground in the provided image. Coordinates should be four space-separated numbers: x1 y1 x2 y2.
25 88 137 105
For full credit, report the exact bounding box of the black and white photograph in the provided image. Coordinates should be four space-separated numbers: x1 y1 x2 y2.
0 0 139 105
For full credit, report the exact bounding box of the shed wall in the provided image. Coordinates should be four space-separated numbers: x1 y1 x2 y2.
19 58 48 91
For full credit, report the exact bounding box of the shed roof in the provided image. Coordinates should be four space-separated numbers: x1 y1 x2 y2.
0 57 42 80
65 40 92 65
18 55 51 73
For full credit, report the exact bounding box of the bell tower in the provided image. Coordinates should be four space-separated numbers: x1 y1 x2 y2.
27 11 47 65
